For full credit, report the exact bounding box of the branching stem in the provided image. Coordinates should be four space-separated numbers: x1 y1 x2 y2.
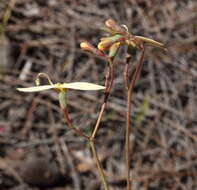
89 62 114 190
62 60 114 190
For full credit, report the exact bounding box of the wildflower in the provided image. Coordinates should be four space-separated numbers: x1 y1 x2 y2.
17 73 105 109
104 19 166 51
17 82 105 92
17 73 105 92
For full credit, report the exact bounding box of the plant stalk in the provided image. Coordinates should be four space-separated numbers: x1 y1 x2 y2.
89 140 109 190
90 61 114 190
62 108 90 140
125 46 145 190
91 63 114 139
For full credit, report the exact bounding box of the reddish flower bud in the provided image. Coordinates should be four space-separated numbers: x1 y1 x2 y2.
105 19 128 35
80 41 105 57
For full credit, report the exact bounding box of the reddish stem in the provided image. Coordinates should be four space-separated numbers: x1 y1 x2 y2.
91 63 114 139
62 108 90 140
126 46 145 190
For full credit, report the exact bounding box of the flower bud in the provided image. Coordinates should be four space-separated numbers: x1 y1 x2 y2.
80 41 105 57
98 34 124 51
108 42 120 58
105 19 128 35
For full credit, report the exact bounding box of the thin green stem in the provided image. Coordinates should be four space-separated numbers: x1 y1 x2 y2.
125 46 145 190
89 140 109 190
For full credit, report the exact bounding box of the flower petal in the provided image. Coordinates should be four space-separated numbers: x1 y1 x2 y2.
17 85 54 92
134 36 166 50
62 82 105 90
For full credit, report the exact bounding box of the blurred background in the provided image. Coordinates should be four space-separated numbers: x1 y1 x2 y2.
0 0 196 189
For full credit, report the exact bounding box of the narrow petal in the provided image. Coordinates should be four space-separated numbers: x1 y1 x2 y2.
134 36 166 50
17 85 54 92
62 82 105 90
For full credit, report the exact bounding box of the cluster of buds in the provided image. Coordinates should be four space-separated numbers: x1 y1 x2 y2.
80 19 166 59
80 19 126 59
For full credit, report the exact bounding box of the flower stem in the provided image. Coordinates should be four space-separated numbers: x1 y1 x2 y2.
62 108 90 140
91 63 114 139
89 140 109 190
125 46 145 190
90 60 114 190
